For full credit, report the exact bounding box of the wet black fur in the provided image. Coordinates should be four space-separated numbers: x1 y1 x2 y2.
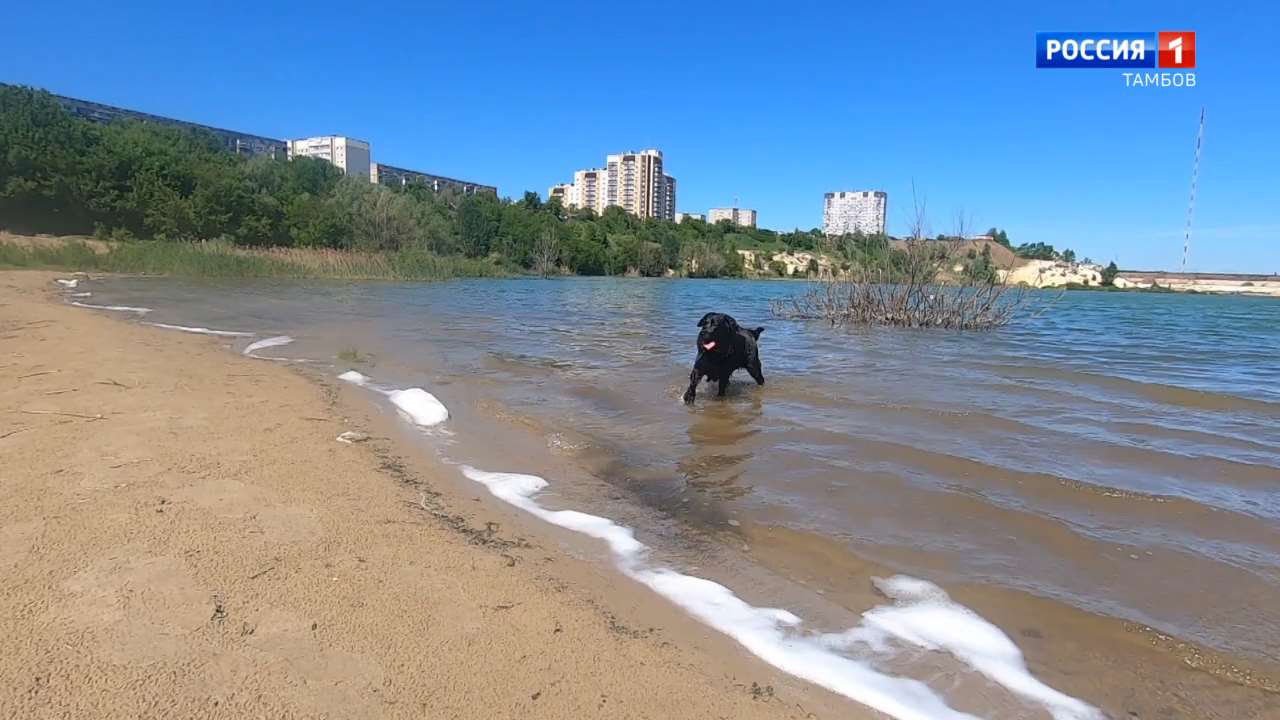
682 312 765 404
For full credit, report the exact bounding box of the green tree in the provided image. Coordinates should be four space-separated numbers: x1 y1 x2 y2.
457 194 500 257
1014 242 1057 260
964 244 998 284
0 86 101 233
1101 261 1119 286
985 228 1012 248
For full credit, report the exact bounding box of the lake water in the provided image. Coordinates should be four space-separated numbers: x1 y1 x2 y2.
79 276 1280 717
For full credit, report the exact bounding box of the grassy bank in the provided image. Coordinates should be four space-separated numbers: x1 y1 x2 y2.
0 237 505 280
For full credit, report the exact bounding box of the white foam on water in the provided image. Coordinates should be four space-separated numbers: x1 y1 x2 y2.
146 322 255 338
388 388 449 427
337 370 371 386
56 278 78 288
854 577 1104 720
242 335 293 356
71 301 151 314
460 466 1103 720
68 291 92 298
338 371 448 427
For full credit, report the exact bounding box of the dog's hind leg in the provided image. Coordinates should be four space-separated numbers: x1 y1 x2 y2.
717 376 731 397
748 363 765 386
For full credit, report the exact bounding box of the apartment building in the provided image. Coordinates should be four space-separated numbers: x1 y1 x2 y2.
551 149 675 220
287 136 372 180
823 190 887 236
548 183 575 207
372 163 496 195
676 212 706 223
662 175 677 222
708 207 758 228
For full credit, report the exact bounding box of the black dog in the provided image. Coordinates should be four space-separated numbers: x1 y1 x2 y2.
682 312 765 404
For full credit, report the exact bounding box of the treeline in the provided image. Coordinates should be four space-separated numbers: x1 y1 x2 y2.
0 86 843 277
2 86 1079 279
980 228 1078 263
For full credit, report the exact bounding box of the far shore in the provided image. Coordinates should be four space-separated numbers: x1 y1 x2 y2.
4 232 1276 298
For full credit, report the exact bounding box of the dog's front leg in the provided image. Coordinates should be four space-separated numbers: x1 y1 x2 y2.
717 376 731 397
683 366 703 404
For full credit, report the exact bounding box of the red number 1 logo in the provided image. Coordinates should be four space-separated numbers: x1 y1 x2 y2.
1158 31 1196 68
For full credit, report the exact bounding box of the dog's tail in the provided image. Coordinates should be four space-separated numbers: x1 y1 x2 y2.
749 326 765 340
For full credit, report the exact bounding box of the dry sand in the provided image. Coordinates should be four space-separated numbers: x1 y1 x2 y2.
0 271 850 720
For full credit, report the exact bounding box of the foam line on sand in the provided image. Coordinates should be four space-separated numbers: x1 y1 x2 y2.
344 367 1100 719
71 301 151 314
242 335 294 356
146 322 255 337
460 466 1104 720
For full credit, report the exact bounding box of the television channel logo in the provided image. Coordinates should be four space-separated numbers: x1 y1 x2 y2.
1036 32 1195 69
1158 31 1196 68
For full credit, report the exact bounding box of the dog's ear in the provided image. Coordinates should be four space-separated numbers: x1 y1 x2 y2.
726 316 739 332
697 312 715 328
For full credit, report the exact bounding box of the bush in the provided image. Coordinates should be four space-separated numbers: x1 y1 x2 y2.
771 240 1056 330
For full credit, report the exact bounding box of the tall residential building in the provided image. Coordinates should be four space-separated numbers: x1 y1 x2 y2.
371 163 495 195
574 168 609 214
287 136 371 180
662 175 677 222
823 190 887 236
709 208 758 228
551 149 675 220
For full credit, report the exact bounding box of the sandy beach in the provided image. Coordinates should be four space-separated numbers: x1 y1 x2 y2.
0 271 846 719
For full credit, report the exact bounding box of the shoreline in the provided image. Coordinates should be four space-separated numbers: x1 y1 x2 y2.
0 270 851 719
6 270 1278 719
9 232 1279 297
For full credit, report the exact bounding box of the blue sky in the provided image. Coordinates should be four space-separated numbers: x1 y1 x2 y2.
4 1 1277 271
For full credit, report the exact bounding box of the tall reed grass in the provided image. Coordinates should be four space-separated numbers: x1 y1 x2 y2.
0 239 504 280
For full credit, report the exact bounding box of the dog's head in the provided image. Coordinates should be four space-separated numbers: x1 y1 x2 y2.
696 312 738 354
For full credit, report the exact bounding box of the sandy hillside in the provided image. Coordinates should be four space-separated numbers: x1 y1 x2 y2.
0 271 850 720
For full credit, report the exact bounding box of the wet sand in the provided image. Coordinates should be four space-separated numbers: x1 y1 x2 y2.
0 271 851 720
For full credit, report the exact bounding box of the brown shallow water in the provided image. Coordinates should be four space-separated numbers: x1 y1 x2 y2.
80 276 1280 718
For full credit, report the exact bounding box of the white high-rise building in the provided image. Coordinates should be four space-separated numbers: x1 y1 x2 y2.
551 149 675 220
823 190 887 236
288 136 371 180
709 208 758 228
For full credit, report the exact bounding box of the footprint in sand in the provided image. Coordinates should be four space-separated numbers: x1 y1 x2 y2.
53 552 209 665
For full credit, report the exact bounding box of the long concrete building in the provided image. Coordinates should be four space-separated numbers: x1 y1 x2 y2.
30 86 288 159
371 163 496 195
11 85 497 194
550 149 676 220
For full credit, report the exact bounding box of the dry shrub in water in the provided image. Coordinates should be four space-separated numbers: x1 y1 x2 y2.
770 239 1055 330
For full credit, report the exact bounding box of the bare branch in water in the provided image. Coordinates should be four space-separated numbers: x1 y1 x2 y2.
770 240 1058 331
